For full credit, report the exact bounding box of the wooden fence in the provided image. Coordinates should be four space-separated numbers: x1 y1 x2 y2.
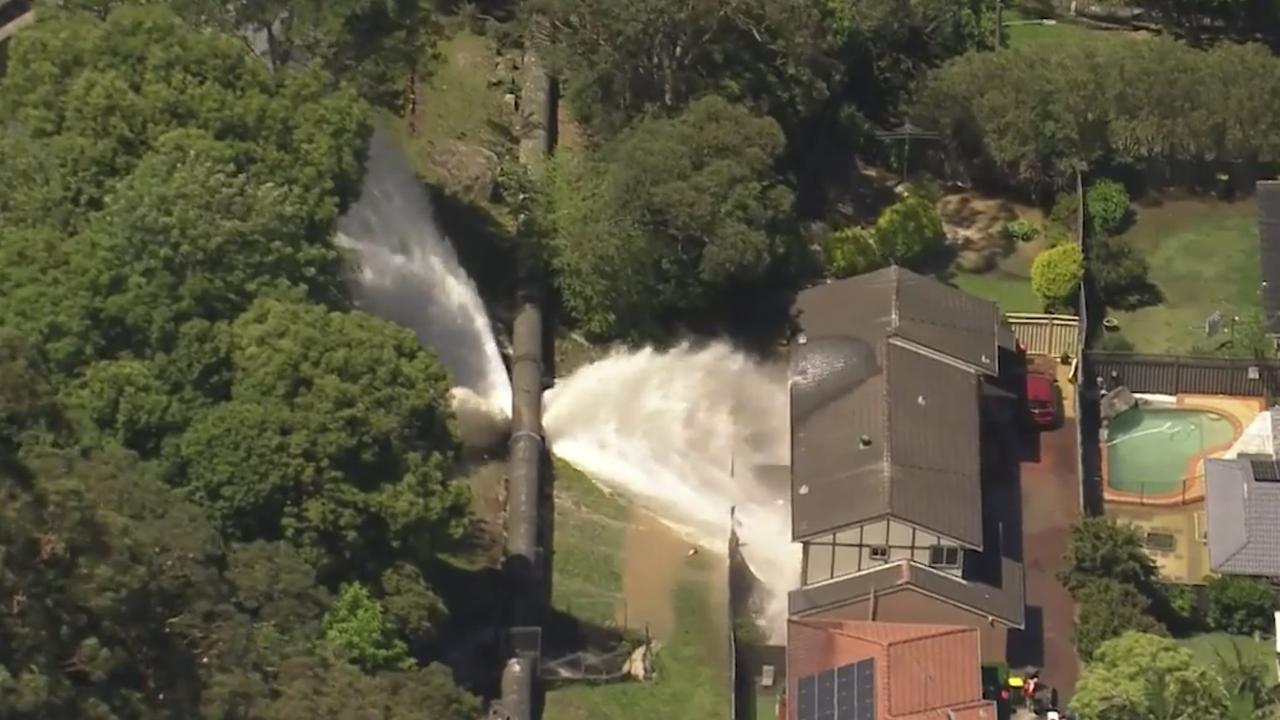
1006 313 1082 359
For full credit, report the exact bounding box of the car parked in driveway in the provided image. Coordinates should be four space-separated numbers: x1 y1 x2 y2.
1026 371 1061 430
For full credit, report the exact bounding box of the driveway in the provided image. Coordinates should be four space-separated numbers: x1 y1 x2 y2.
1008 406 1081 701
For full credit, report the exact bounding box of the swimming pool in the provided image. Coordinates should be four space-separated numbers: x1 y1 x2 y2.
1104 407 1239 498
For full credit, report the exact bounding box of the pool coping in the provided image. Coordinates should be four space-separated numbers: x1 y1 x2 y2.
1100 397 1249 507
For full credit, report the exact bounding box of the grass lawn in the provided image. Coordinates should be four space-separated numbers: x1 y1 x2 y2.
951 270 1041 314
1004 5 1155 50
1109 198 1260 353
545 460 731 720
405 31 508 168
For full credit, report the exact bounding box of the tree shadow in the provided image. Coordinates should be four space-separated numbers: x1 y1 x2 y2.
424 184 519 333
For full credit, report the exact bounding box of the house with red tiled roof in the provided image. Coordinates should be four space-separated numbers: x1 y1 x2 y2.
783 619 996 720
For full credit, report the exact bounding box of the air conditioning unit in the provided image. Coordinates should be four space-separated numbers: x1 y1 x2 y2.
1249 366 1261 381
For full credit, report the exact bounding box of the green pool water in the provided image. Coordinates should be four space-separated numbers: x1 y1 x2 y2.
1105 407 1237 494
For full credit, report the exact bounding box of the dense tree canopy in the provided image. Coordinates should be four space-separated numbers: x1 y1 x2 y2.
0 7 479 717
535 0 992 213
51 0 440 108
1071 633 1231 720
541 96 796 338
914 37 1280 193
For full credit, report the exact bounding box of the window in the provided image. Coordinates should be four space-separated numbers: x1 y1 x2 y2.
1145 532 1177 552
869 545 889 561
929 545 960 568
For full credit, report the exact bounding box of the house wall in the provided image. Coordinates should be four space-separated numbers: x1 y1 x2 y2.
802 518 963 586
807 588 1009 663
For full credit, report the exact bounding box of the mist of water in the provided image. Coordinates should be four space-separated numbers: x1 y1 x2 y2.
336 127 513 419
543 342 799 638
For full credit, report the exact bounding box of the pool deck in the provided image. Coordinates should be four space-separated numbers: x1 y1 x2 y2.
1101 393 1264 584
1100 394 1262 507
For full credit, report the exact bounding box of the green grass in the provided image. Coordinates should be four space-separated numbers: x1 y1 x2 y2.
546 460 731 719
549 459 629 627
1004 6 1153 50
1109 198 1260 353
951 270 1041 313
412 31 507 159
545 576 730 720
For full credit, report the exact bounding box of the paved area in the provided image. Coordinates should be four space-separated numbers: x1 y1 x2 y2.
1008 401 1081 701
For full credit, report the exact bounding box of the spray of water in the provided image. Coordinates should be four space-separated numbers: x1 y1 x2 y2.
336 127 512 418
543 342 799 638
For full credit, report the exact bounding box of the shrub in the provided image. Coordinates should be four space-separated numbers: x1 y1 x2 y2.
1030 243 1084 310
1004 218 1038 243
825 226 883 279
1205 575 1277 635
1074 579 1169 661
1085 178 1132 237
1090 236 1160 310
873 195 946 267
1050 192 1079 236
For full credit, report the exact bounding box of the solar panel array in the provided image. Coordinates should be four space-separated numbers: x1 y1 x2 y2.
795 658 875 720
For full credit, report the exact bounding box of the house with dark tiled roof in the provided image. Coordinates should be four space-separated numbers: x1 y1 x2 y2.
784 619 997 720
787 267 1025 661
1205 435 1280 577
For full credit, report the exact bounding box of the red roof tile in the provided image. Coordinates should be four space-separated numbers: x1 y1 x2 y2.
787 619 991 720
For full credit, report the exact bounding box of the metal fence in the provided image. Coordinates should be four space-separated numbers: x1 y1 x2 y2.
1102 476 1203 507
1088 352 1280 399
1074 171 1095 515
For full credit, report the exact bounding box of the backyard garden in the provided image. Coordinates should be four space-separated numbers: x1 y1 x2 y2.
1064 517 1280 720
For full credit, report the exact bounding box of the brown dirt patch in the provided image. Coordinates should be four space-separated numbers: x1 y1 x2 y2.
619 511 701 640
938 193 1045 273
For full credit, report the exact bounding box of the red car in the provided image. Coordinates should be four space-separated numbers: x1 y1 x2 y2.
1026 372 1060 430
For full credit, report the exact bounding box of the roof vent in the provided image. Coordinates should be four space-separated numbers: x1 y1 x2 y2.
981 354 991 364
917 394 926 406
797 332 808 345
859 434 873 448
798 484 810 496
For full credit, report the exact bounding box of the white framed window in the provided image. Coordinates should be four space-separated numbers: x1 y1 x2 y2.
928 545 960 568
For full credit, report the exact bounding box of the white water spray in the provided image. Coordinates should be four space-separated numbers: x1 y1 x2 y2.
543 342 800 638
336 128 512 418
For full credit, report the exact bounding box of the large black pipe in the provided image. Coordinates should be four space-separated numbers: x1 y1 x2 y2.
500 18 555 720
505 297 544 621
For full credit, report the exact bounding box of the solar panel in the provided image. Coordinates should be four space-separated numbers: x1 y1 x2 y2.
797 658 876 720
797 672 817 720
1251 458 1280 482
817 669 835 719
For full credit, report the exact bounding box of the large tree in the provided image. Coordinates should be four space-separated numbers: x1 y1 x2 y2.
1060 516 1162 595
178 298 467 585
542 96 796 339
0 6 368 383
1071 632 1231 720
